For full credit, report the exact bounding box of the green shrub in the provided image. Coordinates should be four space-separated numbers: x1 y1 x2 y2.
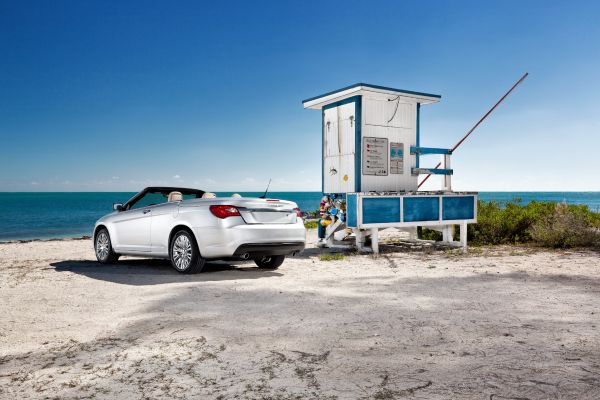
468 200 600 248
468 200 553 244
304 220 319 229
421 228 442 241
319 253 345 261
530 203 600 248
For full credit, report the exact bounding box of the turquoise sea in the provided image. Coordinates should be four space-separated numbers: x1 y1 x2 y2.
1 191 600 241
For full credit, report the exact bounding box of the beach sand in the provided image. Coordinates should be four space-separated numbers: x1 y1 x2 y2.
0 230 599 399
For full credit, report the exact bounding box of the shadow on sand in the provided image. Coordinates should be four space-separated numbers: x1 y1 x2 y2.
50 258 283 286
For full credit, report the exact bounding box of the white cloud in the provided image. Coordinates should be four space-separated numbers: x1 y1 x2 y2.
173 174 181 179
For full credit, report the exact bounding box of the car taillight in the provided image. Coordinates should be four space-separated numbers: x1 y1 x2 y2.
209 205 241 219
294 207 302 218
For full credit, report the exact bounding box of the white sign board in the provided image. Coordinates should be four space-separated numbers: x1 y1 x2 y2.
362 137 388 176
390 142 404 174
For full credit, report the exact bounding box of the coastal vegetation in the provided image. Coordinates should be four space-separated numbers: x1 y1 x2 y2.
424 200 600 248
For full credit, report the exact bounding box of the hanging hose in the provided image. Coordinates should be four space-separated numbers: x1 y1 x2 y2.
387 95 401 123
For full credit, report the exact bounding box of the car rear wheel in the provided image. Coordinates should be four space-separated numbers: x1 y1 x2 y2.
95 228 119 264
170 230 205 273
254 255 285 269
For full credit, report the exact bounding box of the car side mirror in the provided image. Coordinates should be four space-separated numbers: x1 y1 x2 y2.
113 203 124 212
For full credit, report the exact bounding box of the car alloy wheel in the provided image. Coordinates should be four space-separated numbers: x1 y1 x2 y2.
169 230 205 273
95 228 119 264
96 231 110 261
172 234 193 271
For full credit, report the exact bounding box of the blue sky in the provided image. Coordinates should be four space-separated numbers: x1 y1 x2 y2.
1 0 599 192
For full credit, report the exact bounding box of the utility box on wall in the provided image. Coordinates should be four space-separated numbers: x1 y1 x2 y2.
303 83 441 194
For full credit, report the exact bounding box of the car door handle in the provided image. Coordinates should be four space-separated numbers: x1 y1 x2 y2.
143 209 151 214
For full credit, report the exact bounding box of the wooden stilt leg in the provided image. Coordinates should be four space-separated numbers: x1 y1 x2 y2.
355 229 365 252
408 227 417 240
371 228 379 254
460 221 468 249
442 226 450 242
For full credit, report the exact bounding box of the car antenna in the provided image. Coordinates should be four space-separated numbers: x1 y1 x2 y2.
259 178 272 199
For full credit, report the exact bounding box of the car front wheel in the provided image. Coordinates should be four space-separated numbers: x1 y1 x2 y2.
95 228 119 264
254 255 285 269
170 230 205 273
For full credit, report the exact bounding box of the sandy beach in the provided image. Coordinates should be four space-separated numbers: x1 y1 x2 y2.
1 230 599 399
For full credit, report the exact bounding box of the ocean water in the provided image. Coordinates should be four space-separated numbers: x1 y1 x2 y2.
1 191 600 241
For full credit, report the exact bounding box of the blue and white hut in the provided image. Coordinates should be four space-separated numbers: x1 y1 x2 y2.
303 83 477 252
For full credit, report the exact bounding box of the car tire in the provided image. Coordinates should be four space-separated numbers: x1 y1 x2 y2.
95 228 119 264
254 255 285 269
169 230 205 274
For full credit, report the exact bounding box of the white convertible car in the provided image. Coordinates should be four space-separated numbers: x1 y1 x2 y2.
93 187 306 273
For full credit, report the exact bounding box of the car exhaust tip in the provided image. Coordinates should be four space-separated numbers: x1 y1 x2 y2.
240 253 250 260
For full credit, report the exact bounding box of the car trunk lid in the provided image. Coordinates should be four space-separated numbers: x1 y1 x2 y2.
238 199 298 224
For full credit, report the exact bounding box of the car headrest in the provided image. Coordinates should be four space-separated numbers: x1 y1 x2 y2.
167 191 183 202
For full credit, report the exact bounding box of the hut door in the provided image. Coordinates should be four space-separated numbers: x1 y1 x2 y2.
323 102 356 194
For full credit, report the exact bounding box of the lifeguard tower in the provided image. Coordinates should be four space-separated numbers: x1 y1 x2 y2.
303 83 477 252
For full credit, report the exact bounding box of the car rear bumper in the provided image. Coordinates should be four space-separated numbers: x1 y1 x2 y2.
233 242 305 258
193 220 306 259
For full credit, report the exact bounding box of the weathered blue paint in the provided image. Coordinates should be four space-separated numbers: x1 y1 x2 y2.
302 83 441 105
411 168 453 175
355 96 362 192
403 197 440 222
410 146 452 155
346 193 358 228
322 95 361 111
322 96 361 195
362 197 401 224
416 103 420 169
442 196 475 220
